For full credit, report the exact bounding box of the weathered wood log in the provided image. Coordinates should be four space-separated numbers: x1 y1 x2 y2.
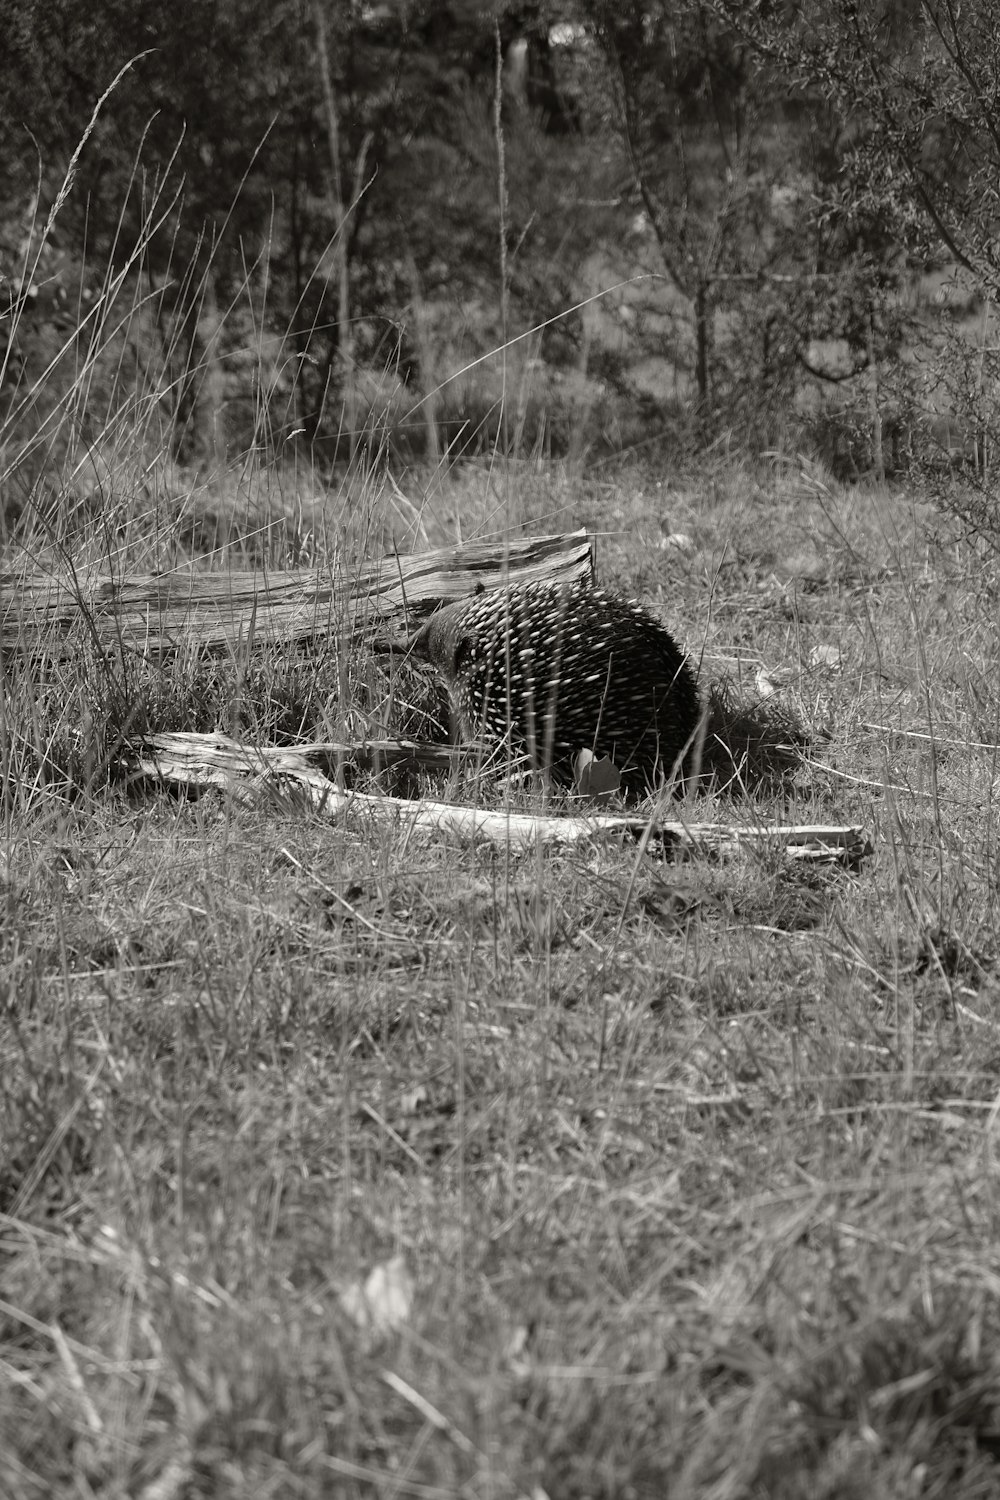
130 730 873 865
1 530 593 660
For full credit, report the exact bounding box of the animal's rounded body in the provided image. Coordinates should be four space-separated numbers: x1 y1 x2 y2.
411 578 700 796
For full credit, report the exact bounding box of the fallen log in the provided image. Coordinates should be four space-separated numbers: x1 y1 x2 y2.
2 529 593 660
130 730 873 866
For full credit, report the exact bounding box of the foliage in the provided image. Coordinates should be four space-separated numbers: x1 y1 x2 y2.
570 0 917 459
4 0 1000 485
725 0 1000 519
0 0 614 471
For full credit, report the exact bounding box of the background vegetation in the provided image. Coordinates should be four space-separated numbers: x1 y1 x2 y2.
5 2 1000 1496
6 0 1000 504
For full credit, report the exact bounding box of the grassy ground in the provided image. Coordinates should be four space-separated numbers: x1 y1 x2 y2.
4 455 1000 1499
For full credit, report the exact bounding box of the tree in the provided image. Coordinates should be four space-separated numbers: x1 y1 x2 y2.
577 1 753 416
567 0 921 461
724 0 1000 503
0 0 321 465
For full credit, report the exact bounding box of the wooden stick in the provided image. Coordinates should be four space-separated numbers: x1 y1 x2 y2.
130 730 872 866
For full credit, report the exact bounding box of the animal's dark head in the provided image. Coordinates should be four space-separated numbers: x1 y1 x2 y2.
409 605 471 685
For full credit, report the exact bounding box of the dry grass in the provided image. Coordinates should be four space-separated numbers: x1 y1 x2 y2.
4 452 1000 1499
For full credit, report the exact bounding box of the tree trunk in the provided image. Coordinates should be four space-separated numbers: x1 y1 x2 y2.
404 253 441 462
867 308 883 482
3 530 595 659
314 2 356 462
695 278 712 427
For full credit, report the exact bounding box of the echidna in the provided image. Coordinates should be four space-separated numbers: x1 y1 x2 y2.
410 577 700 796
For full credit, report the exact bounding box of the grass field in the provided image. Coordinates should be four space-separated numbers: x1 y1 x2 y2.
4 453 1000 1498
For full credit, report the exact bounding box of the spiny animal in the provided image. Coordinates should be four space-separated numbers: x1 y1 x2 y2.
410 577 700 796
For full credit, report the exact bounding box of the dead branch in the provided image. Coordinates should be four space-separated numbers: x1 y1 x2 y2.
129 730 872 866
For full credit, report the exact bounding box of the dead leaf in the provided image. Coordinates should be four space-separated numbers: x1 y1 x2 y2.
574 749 621 801
809 643 842 670
341 1254 414 1337
399 1084 429 1115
